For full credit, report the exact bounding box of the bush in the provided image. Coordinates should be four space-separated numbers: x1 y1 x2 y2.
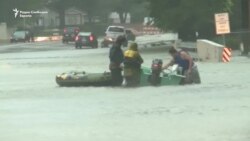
225 36 241 50
212 35 241 50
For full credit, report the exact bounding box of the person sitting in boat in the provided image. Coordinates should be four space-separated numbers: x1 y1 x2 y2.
109 36 126 86
162 47 201 85
124 42 144 86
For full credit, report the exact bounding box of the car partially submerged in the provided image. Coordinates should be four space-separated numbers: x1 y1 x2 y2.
10 30 32 43
75 32 98 49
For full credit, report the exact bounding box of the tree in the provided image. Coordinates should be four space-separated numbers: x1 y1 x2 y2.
241 0 250 54
242 0 250 29
74 0 148 24
47 0 75 28
130 1 150 23
75 0 101 23
108 0 147 23
149 0 234 40
113 0 133 23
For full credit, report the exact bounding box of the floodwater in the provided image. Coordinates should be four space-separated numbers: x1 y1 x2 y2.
0 44 250 141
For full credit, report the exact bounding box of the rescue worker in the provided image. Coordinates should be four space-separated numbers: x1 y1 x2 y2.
109 36 126 86
162 47 201 84
124 42 144 87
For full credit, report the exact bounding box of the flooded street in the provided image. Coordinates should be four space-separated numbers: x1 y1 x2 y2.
0 42 250 141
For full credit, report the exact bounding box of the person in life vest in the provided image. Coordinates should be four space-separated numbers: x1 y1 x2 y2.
162 47 201 84
124 42 144 86
109 36 126 86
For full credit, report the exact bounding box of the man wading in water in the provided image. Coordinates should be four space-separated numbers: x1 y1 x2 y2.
162 47 201 84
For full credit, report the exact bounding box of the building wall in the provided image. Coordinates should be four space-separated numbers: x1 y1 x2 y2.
65 14 84 26
38 8 86 27
65 8 86 26
37 8 59 27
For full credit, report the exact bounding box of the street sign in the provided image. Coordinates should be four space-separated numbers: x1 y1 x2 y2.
215 13 231 35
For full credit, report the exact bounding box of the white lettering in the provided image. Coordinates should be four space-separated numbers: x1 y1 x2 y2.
20 14 32 18
31 11 48 14
20 11 31 14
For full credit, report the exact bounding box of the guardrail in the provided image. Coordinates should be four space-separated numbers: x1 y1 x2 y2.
135 33 178 48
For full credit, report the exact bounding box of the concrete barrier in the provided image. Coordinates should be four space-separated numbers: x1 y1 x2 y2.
197 40 225 62
0 23 8 40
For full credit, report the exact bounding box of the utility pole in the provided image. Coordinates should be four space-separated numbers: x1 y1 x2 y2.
241 0 250 55
249 0 250 29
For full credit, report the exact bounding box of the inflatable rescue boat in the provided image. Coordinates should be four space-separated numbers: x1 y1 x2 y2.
56 67 184 87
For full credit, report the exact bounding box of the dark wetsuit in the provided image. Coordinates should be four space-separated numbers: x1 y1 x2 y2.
109 43 124 86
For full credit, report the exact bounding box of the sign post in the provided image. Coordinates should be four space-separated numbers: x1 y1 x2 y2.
215 13 231 45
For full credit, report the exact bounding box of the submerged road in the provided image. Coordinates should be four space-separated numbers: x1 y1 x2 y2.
0 41 250 141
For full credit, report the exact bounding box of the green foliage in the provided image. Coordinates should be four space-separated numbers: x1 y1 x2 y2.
47 0 74 11
47 0 76 28
0 0 47 25
73 0 148 24
225 36 241 50
130 1 150 23
149 0 234 40
0 0 241 38
74 0 103 23
0 0 148 26
212 34 241 50
230 0 243 30
106 0 149 23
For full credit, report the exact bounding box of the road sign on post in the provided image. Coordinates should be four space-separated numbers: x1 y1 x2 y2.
215 13 231 35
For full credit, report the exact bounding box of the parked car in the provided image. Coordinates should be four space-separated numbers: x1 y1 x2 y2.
62 27 80 43
125 29 136 41
75 32 98 49
101 26 128 48
10 30 32 43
